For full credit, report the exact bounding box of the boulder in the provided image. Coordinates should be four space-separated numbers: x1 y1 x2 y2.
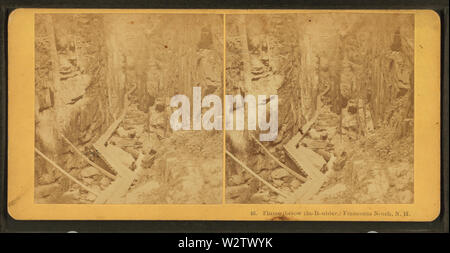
226 184 250 199
271 168 290 179
91 185 102 193
99 177 111 187
308 129 322 140
272 179 284 187
290 179 301 188
38 172 56 185
80 166 100 178
61 189 81 201
230 174 245 185
86 192 97 201
387 162 413 190
398 190 413 204
317 183 347 200
250 191 270 203
259 170 271 181
352 160 365 174
82 177 94 185
69 168 81 179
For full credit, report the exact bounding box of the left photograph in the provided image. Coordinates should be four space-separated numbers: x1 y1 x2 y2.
34 13 224 204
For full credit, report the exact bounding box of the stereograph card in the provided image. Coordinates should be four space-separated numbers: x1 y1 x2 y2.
7 9 441 221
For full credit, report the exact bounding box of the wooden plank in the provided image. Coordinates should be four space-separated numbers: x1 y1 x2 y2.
284 133 326 180
94 152 146 204
250 134 307 182
60 134 116 180
284 134 328 202
104 153 144 204
291 170 326 203
93 154 135 204
93 143 134 176
284 132 329 202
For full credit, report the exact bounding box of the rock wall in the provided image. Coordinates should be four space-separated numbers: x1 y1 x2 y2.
224 13 415 204
34 14 224 204
35 14 127 197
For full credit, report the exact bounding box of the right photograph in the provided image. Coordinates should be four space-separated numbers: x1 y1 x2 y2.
225 13 414 204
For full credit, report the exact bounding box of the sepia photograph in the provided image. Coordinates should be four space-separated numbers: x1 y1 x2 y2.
34 13 224 204
6 8 441 222
225 13 415 204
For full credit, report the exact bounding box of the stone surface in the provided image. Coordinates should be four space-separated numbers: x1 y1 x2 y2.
250 191 270 203
86 192 97 201
82 177 94 185
35 183 60 198
80 166 100 178
271 168 290 179
230 174 245 185
116 127 128 138
226 184 250 199
317 183 346 200
38 172 56 185
61 189 81 201
398 190 413 204
272 179 284 187
290 179 301 188
284 136 326 179
100 177 111 187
